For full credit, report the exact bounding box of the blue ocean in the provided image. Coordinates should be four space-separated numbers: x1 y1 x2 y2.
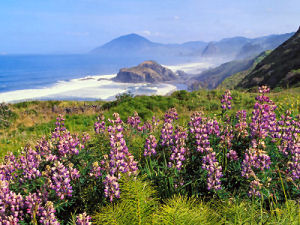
0 54 192 102
0 54 156 93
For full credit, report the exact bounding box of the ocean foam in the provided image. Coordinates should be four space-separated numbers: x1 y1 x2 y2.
0 74 177 103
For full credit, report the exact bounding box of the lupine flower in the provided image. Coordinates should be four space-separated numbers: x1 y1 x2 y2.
89 161 102 178
144 135 157 157
160 108 178 146
202 149 223 190
45 161 79 200
94 114 106 134
169 126 188 170
18 146 42 182
235 110 248 138
227 150 239 161
25 192 59 224
102 113 138 201
272 111 300 181
221 90 232 110
127 111 143 131
189 112 223 190
248 179 262 197
0 176 24 224
76 212 92 225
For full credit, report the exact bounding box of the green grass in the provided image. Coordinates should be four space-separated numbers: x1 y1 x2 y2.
1 88 299 157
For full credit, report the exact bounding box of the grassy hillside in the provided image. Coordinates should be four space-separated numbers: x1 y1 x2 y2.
218 50 272 89
0 88 299 224
238 26 300 89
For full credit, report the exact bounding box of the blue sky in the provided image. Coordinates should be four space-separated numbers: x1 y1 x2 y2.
1 0 299 54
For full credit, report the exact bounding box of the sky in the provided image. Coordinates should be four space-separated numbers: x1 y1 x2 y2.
0 0 299 54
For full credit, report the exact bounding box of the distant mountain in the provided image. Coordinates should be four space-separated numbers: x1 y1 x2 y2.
114 60 178 83
189 58 255 90
202 37 249 58
238 27 300 89
201 33 293 60
90 32 294 62
90 33 207 58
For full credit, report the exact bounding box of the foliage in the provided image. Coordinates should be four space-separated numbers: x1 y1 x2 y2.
0 87 299 223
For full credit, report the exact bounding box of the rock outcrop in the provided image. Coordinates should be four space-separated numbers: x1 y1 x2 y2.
114 61 178 83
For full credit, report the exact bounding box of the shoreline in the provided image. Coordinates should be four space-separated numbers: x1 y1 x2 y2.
0 60 211 103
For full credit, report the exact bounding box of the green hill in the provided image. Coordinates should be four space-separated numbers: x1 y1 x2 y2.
238 26 300 89
218 50 271 89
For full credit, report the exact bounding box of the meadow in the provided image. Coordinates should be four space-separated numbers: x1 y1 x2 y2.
0 87 299 224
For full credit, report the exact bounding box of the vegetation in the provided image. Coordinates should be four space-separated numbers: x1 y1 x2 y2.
0 86 299 224
238 27 300 89
218 50 272 90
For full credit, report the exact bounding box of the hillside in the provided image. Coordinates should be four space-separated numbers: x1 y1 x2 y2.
218 50 271 89
114 60 178 83
201 32 293 60
189 58 255 90
238 27 300 89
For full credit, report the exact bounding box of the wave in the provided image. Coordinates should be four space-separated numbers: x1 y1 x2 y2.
0 74 177 103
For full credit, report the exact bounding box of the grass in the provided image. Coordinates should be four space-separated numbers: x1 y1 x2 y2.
1 88 299 157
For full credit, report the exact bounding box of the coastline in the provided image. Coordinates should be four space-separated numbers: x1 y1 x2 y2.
0 60 210 103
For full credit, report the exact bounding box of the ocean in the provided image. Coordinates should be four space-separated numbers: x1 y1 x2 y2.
0 54 198 103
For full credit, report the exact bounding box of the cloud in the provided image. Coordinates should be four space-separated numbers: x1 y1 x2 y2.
142 30 151 36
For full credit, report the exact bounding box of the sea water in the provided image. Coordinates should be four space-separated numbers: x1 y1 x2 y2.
0 54 191 102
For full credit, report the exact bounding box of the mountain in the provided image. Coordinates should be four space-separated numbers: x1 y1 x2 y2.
218 51 271 89
189 58 255 90
202 37 249 58
201 33 294 60
114 60 178 83
90 33 207 58
238 27 300 89
90 33 159 55
90 32 293 62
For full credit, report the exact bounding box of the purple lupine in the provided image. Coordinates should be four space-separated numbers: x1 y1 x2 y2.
272 111 300 181
35 138 58 162
221 90 232 110
241 140 271 179
189 112 223 190
189 112 212 153
18 146 42 182
94 114 106 134
220 115 235 161
103 174 120 202
52 114 66 139
241 86 275 195
227 150 239 161
144 135 157 157
169 126 188 170
248 179 262 197
235 110 248 138
143 116 160 132
25 192 59 224
202 149 223 190
0 175 24 224
89 161 102 178
127 111 143 131
45 161 79 200
160 108 178 146
52 115 84 158
0 152 18 181
102 113 138 201
76 212 92 225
